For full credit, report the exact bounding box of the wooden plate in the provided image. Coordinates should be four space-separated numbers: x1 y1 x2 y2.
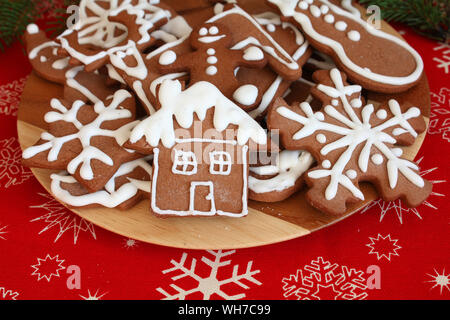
17 13 430 249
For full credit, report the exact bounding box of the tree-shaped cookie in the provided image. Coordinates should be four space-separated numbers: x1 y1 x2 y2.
22 90 139 193
157 22 269 102
268 68 432 215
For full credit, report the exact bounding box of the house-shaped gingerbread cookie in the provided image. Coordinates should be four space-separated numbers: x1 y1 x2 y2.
127 79 270 217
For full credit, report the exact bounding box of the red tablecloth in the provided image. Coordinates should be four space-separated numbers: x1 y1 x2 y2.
0 15 448 300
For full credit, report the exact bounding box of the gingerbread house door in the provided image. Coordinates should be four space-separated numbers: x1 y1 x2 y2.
189 181 216 215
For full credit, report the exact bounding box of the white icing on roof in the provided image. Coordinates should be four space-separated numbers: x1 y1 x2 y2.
130 80 268 148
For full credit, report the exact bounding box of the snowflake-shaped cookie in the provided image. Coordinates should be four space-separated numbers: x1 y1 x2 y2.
57 0 173 72
22 89 139 192
268 68 432 215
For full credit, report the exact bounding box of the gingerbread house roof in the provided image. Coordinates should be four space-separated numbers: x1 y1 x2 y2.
130 79 268 148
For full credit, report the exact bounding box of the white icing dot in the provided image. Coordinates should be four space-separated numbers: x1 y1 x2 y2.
207 56 217 64
316 134 326 143
331 99 339 106
371 154 383 165
335 21 347 31
315 112 325 121
310 5 321 17
27 24 39 34
346 170 357 179
207 48 215 55
376 109 387 119
206 66 217 75
243 46 264 61
347 30 361 41
267 24 276 32
320 5 329 14
298 1 308 9
233 84 259 106
324 14 335 23
322 160 331 169
351 99 362 108
159 50 176 65
40 56 47 62
209 26 219 35
391 148 403 157
199 27 208 36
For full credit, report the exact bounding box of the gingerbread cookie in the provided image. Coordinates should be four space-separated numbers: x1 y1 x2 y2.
22 89 139 193
103 14 194 114
267 0 424 93
249 150 314 202
268 68 432 215
57 0 174 72
24 24 73 84
51 157 152 210
127 79 270 217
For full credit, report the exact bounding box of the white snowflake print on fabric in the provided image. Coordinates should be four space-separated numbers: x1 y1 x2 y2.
429 87 450 142
79 289 108 300
123 238 139 249
426 268 450 295
0 224 7 240
0 77 26 116
30 193 96 244
282 257 368 300
366 234 401 261
157 250 261 300
360 157 445 223
0 137 33 188
31 254 66 282
0 286 19 300
433 42 450 74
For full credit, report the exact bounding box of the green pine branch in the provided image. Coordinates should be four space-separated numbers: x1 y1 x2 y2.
0 0 42 51
359 0 450 42
0 0 79 52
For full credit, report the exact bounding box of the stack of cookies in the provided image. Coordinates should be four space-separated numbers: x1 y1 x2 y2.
21 0 432 217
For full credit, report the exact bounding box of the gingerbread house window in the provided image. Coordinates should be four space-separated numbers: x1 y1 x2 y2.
172 150 197 175
209 151 232 175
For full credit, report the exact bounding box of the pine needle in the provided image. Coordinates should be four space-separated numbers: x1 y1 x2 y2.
359 0 450 42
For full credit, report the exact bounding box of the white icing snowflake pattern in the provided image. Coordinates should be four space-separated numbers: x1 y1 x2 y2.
433 42 450 74
30 193 96 244
0 137 33 188
360 157 445 223
0 77 26 116
0 286 19 300
366 234 401 261
275 68 424 203
282 257 369 300
429 87 450 142
79 289 108 300
31 254 66 282
426 268 450 295
22 90 137 182
156 250 261 300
